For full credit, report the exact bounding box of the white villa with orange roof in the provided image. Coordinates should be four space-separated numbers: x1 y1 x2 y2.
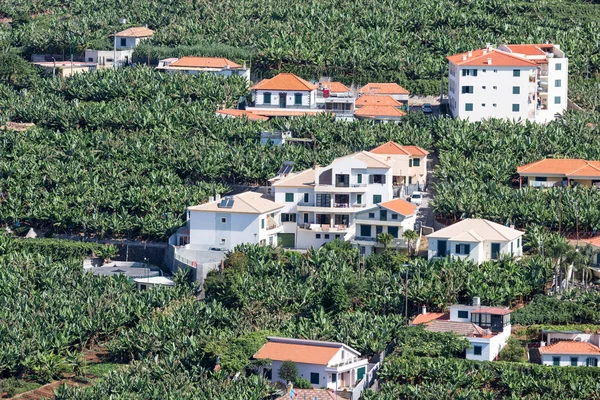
413 297 513 361
516 158 600 188
447 44 568 123
157 56 250 81
539 328 600 367
85 26 153 68
114 26 154 49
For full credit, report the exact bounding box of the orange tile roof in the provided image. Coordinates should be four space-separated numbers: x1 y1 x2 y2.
251 73 318 91
114 27 154 38
447 49 537 67
320 81 351 93
503 44 546 56
169 57 242 69
254 342 339 365
360 83 409 95
216 109 269 121
517 158 600 178
379 198 417 216
277 389 345 400
356 95 401 107
370 142 429 157
471 306 512 316
412 312 446 325
582 236 600 247
539 341 600 355
354 105 406 119
250 109 324 118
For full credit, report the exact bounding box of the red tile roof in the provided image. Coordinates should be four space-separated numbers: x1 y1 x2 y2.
411 312 446 325
447 49 537 67
354 105 406 119
356 95 401 107
114 27 154 38
169 57 242 69
539 341 600 355
517 158 600 178
359 83 409 95
370 141 429 156
425 320 488 337
216 109 269 121
250 109 324 118
503 44 546 56
320 81 351 93
254 342 339 365
379 198 417 216
582 236 600 247
277 389 345 400
471 306 512 316
251 73 318 91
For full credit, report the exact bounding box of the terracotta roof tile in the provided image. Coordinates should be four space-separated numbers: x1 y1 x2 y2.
471 306 512 316
539 341 600 355
503 44 546 56
251 73 318 91
254 342 339 365
356 95 401 107
114 27 154 38
411 312 446 325
379 198 417 216
169 57 242 69
320 81 351 93
360 83 409 95
582 236 600 247
277 389 345 400
517 158 600 178
354 105 406 119
425 320 488 337
216 109 269 121
447 49 537 67
371 142 429 156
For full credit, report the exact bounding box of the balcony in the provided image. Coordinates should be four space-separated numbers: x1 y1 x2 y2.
315 183 368 192
353 237 407 247
297 203 367 212
298 223 352 233
529 180 558 188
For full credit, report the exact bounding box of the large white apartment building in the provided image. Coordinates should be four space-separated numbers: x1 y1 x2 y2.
447 44 568 123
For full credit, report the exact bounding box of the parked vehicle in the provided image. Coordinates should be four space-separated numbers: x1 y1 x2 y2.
410 192 425 205
422 103 433 114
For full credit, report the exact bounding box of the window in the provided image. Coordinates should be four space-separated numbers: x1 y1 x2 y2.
357 174 362 184
482 70 486 73
472 69 478 76
120 38 127 47
409 159 412 167
360 246 366 255
586 357 598 367
220 238 226 244
482 85 486 89
373 194 382 204
481 103 486 107
264 92 271 104
455 244 471 255
368 212 375 219
473 346 482 356
269 236 273 245
465 103 473 111
324 234 330 239
369 174 386 184
335 234 340 239
553 357 560 366
331 374 337 383
517 238 520 248
462 69 467 76
513 69 520 77
493 85 497 89
471 313 491 326
360 225 371 237
413 158 420 167
555 79 561 88
391 214 398 220
571 357 578 366
554 96 561 105
220 217 227 223
357 194 362 204
303 193 309 203
294 93 302 105
555 63 562 71
513 86 520 94
512 104 520 112
310 372 320 385
376 226 383 235
458 310 469 319
261 219 265 229
380 210 387 221
491 243 500 259
316 234 321 239
88 57 94 62
461 86 474 94
316 194 331 207
303 213 308 223
285 193 294 202
281 213 296 223
388 226 398 238
493 103 497 107
493 69 497 73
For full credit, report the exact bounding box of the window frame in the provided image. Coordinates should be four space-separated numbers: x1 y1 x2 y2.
512 104 520 112
294 93 303 105
285 193 294 202
263 92 272 104
554 96 561 105
512 86 520 94
373 194 382 204
310 372 320 385
465 103 473 111
555 79 561 88
513 69 521 77
473 345 482 356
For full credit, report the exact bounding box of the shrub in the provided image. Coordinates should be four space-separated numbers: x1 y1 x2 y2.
498 337 527 362
278 360 298 383
294 376 312 389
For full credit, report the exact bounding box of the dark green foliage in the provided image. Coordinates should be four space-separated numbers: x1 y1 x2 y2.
512 292 600 325
321 281 351 313
0 234 104 260
204 330 273 373
498 337 526 363
294 376 312 389
393 326 470 358
0 52 40 89
278 361 298 383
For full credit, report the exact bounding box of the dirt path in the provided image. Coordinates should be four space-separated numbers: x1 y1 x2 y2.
11 380 90 400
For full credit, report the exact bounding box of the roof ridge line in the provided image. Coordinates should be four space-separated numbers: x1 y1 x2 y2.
481 219 511 241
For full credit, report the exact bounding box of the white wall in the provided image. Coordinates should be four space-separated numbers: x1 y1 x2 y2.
542 57 568 121
271 360 329 388
116 36 143 50
189 210 260 250
254 90 316 108
541 354 600 367
466 330 510 361
85 49 133 66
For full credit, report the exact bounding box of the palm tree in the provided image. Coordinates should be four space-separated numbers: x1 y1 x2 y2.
403 230 419 256
545 233 573 292
377 232 394 252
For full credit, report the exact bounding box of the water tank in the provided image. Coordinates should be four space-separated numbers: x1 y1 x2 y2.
472 296 481 306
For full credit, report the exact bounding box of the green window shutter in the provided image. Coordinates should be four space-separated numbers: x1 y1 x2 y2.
285 193 294 202
264 93 271 104
373 194 382 204
413 158 420 167
261 219 265 229
472 69 477 76
555 79 561 88
553 357 560 366
465 103 473 111
409 159 413 167
357 367 366 381
458 310 469 318
513 69 520 77
555 63 562 71
360 225 371 237
303 193 309 203
357 174 362 184
455 244 460 254
554 96 561 104
571 357 578 366
357 194 362 204
512 86 520 94
294 93 302 105
512 104 520 112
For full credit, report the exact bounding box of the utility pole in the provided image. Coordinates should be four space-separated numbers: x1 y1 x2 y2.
113 31 117 68
404 269 409 323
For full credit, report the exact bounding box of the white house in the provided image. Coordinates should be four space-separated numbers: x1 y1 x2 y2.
32 61 97 78
414 297 512 361
253 337 369 391
187 192 284 251
84 49 133 68
316 81 355 119
157 56 250 81
516 158 600 189
370 141 429 188
113 26 154 50
270 145 426 254
427 219 524 264
447 44 568 123
540 341 600 367
358 83 410 103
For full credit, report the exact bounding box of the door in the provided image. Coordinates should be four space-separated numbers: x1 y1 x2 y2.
279 93 287 108
491 243 500 259
490 314 503 332
438 240 447 257
357 366 366 382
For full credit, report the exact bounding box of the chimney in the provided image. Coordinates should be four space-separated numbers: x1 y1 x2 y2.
462 55 467 61
209 196 215 203
421 305 427 315
468 51 473 57
540 341 546 347
215 194 221 201
472 296 481 307
487 57 492 65
483 49 487 55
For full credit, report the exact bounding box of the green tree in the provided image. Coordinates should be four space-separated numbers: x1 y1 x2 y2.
278 360 298 383
402 230 419 256
322 282 351 313
498 337 526 362
377 232 394 252
0 52 39 88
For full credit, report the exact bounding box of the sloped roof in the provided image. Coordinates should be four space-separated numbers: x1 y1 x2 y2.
582 236 600 248
251 73 318 91
277 389 345 400
379 198 417 216
539 341 600 355
247 109 323 117
320 81 351 93
427 219 523 242
471 306 512 315
271 168 315 188
411 312 447 325
370 141 429 156
169 57 242 69
114 26 154 38
425 320 488 337
254 337 358 365
355 95 401 107
188 192 283 214
354 105 406 119
360 83 409 95
332 151 392 169
216 109 269 121
447 49 537 67
517 158 600 178
502 44 546 56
